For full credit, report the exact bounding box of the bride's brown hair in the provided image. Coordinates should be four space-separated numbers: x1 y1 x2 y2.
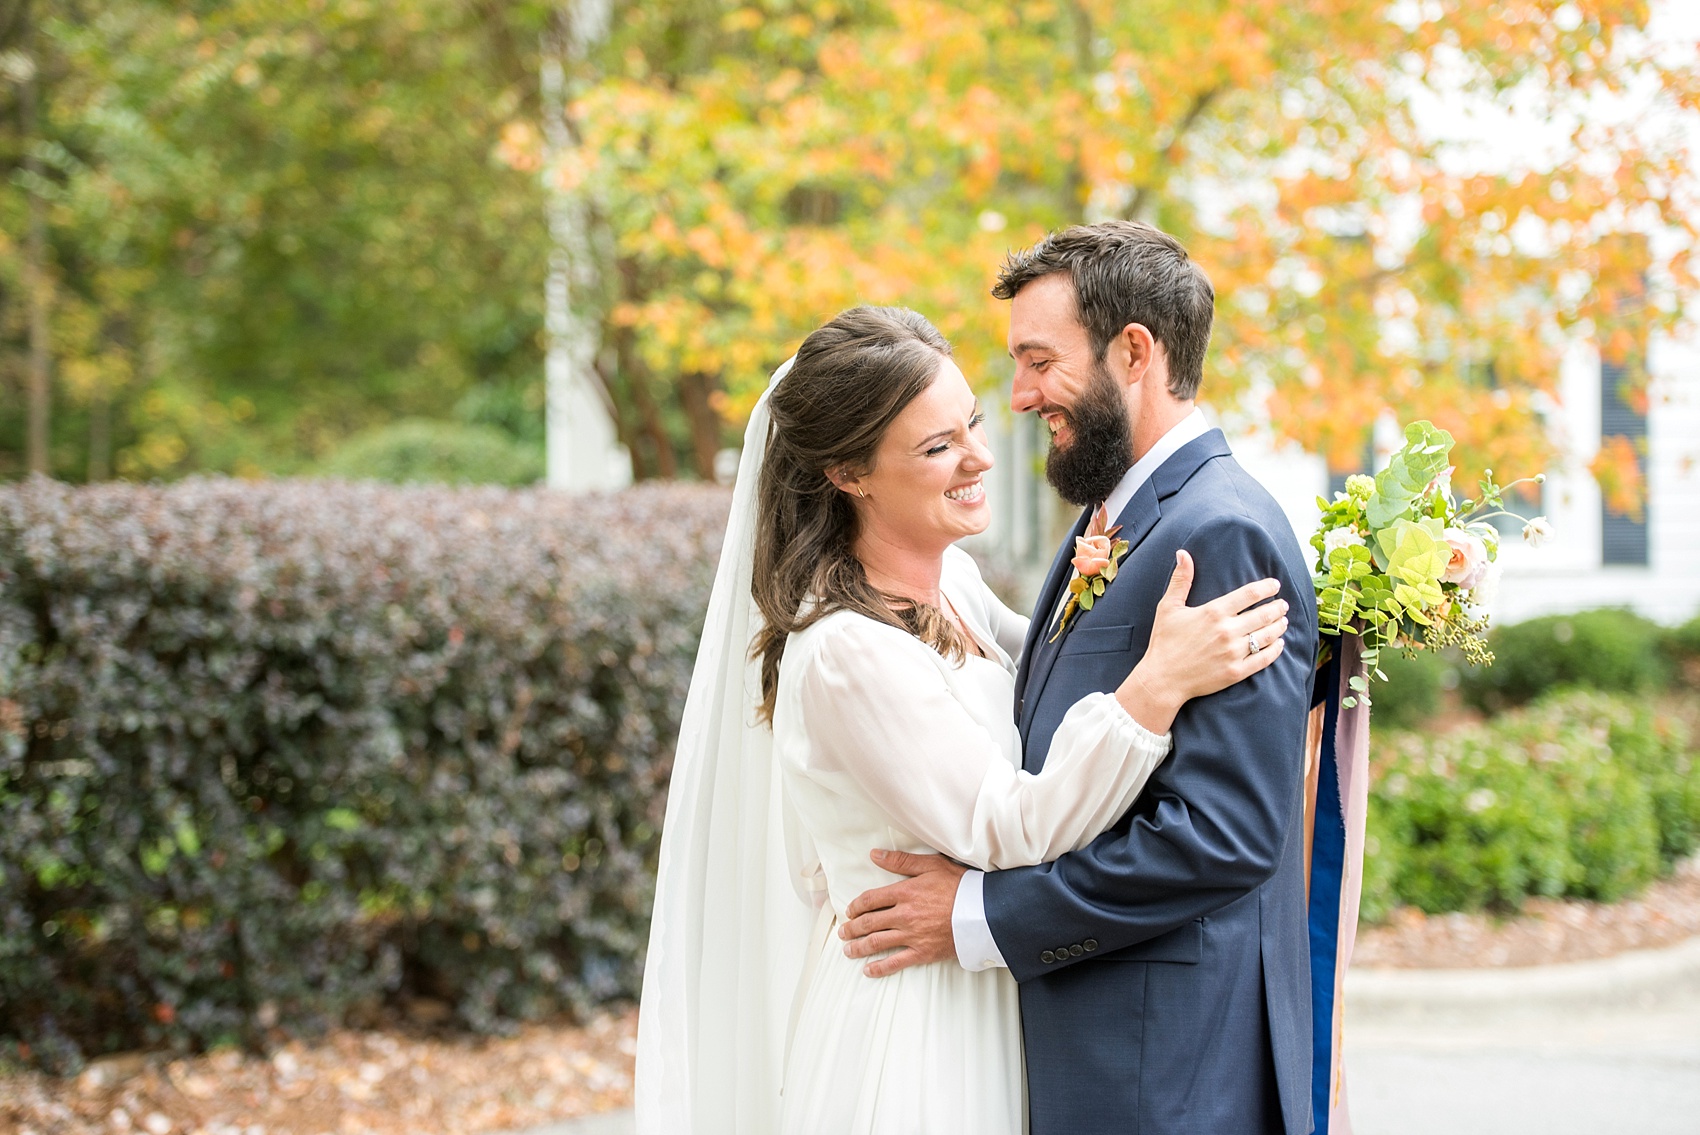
752 306 968 724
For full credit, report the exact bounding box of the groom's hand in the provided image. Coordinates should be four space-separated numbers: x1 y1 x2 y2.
839 849 966 977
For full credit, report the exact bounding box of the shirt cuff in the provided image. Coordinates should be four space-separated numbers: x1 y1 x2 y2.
951 869 1009 971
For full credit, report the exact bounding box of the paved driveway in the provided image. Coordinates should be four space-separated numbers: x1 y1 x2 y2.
529 958 1700 1135
1346 984 1700 1134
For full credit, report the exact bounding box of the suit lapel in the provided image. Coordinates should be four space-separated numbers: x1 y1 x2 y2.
1110 478 1163 561
1016 429 1235 745
1014 507 1091 722
1017 483 1163 742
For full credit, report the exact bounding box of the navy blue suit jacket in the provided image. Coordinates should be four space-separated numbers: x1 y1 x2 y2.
985 430 1318 1135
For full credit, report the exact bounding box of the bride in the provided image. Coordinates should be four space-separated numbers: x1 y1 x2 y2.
634 307 1288 1135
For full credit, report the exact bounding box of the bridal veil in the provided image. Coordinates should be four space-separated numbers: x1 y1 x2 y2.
633 359 818 1135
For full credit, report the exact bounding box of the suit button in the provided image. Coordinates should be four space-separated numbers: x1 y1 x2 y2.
1069 944 1084 957
1040 950 1056 963
1083 939 1098 952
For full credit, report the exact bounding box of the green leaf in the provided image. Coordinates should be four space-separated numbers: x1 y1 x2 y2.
175 820 201 857
1378 518 1451 589
1365 482 1414 531
1393 582 1441 620
325 808 363 833
1318 586 1357 630
34 855 70 889
141 838 174 877
1365 422 1456 528
1079 588 1095 612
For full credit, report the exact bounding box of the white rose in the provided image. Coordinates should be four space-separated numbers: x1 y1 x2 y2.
1323 527 1366 555
1522 516 1554 548
1467 559 1503 607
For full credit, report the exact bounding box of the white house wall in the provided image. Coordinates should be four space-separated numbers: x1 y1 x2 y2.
1489 336 1700 626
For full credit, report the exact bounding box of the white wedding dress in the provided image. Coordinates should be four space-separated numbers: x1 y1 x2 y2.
774 547 1171 1135
633 362 1170 1135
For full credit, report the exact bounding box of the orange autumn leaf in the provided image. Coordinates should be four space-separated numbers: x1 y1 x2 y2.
1591 434 1647 522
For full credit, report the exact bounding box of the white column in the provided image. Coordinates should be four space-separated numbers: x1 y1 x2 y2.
542 2 629 492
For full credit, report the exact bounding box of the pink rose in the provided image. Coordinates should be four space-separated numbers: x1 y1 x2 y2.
1072 533 1114 577
1441 527 1489 589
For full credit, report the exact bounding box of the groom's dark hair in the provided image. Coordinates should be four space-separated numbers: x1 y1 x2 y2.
991 220 1215 401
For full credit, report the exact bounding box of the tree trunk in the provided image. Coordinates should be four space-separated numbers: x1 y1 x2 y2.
21 7 50 475
629 365 678 479
594 350 649 481
677 370 721 481
87 389 110 481
609 258 676 481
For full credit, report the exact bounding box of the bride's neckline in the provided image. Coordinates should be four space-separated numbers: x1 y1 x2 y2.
942 594 994 662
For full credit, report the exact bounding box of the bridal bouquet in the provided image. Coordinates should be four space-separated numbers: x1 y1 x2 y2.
1310 421 1549 708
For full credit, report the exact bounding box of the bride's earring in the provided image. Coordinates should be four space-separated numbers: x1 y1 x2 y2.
857 486 867 499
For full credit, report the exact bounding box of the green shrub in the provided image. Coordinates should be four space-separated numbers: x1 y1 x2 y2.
1458 609 1672 712
0 477 728 1069
318 418 545 485
1366 689 1699 915
1368 730 1574 914
1366 648 1452 732
1667 612 1700 686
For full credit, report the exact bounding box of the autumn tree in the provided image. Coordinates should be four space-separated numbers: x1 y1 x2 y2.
561 0 1697 485
4 1 1692 486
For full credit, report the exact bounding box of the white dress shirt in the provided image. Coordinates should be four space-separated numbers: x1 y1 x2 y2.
952 407 1212 971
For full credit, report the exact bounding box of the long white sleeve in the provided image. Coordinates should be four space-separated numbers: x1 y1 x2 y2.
790 615 1170 872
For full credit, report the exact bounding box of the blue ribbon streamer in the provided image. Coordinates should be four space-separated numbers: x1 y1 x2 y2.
1308 642 1346 1135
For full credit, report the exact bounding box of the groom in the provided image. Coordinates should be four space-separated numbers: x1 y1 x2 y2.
840 221 1318 1134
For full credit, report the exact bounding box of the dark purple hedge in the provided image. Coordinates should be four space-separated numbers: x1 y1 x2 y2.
0 476 730 1068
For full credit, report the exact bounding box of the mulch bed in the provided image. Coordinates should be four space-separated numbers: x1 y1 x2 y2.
0 1008 638 1135
1354 856 1700 968
7 862 1700 1135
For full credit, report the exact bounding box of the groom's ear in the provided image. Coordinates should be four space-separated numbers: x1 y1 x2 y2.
1113 322 1166 390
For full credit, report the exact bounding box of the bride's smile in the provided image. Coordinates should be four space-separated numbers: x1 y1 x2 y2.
943 479 984 504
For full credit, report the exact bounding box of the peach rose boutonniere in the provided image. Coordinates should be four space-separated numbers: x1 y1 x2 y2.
1050 505 1131 643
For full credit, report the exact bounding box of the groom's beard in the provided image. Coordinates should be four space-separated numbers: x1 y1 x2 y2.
1043 360 1135 507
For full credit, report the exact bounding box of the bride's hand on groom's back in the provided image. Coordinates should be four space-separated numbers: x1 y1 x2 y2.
839 849 966 977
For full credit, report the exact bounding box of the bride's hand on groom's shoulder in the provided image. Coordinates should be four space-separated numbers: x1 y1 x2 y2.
838 849 966 977
1137 550 1289 703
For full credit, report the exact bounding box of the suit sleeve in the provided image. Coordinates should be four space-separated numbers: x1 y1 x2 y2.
981 512 1317 981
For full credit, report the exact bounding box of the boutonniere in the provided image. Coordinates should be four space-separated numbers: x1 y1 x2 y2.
1050 504 1131 642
